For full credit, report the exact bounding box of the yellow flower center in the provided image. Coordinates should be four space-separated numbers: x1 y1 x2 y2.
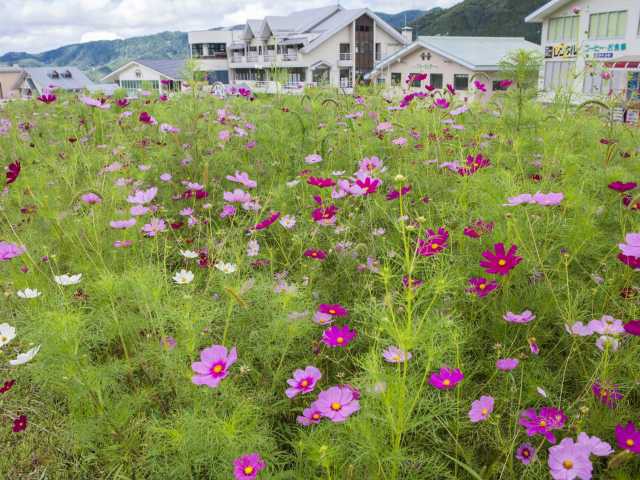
336 337 344 344
600 389 608 397
243 466 254 475
498 259 506 266
392 355 400 361
442 379 451 386
328 309 336 314
331 402 342 411
311 252 317 257
539 420 547 427
312 413 321 420
522 450 529 458
431 243 440 250
627 439 635 447
479 284 486 290
300 380 309 388
563 460 573 470
481 408 488 415
0 336 6 343
212 364 223 374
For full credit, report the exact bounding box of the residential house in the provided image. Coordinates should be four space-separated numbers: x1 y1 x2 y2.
187 4 409 93
365 36 541 97
525 0 640 102
0 66 25 100
102 59 185 96
18 66 117 96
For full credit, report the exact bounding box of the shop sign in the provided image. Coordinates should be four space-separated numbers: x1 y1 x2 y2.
545 43 578 59
584 43 628 59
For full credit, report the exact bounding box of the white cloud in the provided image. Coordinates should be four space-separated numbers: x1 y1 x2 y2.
0 0 462 55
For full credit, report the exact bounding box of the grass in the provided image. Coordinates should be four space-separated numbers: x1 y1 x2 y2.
0 82 639 479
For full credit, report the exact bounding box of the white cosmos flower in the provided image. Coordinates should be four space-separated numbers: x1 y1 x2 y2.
286 180 300 188
172 269 194 284
9 345 41 366
54 273 82 286
0 323 16 347
17 288 42 299
215 262 237 274
180 249 200 259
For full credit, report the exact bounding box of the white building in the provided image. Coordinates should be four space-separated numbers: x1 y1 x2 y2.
526 0 640 102
365 36 541 98
17 66 118 97
102 59 185 96
187 5 409 93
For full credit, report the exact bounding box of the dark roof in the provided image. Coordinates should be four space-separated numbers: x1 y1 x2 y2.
23 66 95 91
135 59 186 80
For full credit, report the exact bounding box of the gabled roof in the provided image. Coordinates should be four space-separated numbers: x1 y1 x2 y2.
366 36 541 78
525 0 573 23
102 59 185 83
301 8 407 54
23 66 95 91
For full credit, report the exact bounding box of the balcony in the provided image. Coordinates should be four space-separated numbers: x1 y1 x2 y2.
231 55 244 63
247 53 259 62
282 53 298 62
339 52 352 61
263 53 276 62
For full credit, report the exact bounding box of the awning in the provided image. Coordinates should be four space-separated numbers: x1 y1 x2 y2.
229 42 246 49
604 56 640 69
278 38 307 46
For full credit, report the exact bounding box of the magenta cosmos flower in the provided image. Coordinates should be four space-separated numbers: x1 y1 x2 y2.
548 438 592 480
233 453 265 480
307 176 336 188
591 382 623 408
382 346 412 363
6 161 20 185
254 211 280 230
315 385 360 422
191 345 237 388
429 367 464 390
304 249 327 260
317 304 348 317
0 242 25 261
496 358 519 371
322 325 356 348
285 366 321 398
515 443 536 465
480 243 522 276
623 320 640 336
467 277 498 297
468 395 494 422
615 421 640 453
608 181 637 192
417 227 449 257
519 407 567 443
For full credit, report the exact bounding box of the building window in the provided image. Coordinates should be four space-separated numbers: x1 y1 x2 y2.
430 73 443 89
409 73 422 87
492 80 509 91
584 69 627 95
454 74 469 90
391 72 402 85
547 16 579 42
206 43 226 57
192 44 204 57
134 69 142 79
375 43 381 61
543 61 575 90
589 11 627 39
377 77 385 85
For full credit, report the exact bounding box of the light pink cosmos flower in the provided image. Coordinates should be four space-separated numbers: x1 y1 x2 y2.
159 123 180 133
496 358 519 371
382 346 412 363
297 404 323 426
130 205 150 216
618 233 640 258
548 438 592 480
226 171 257 189
191 345 237 388
80 193 102 205
0 242 25 261
141 218 166 237
110 218 136 229
305 154 323 164
504 194 534 206
588 315 624 335
80 96 110 109
469 395 494 423
504 310 536 324
285 366 322 398
127 187 157 205
315 386 360 422
223 189 252 204
533 192 564 206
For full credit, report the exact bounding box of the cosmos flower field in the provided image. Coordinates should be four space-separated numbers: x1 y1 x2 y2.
1 82 640 479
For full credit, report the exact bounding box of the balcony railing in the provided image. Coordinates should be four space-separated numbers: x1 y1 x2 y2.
247 53 259 62
339 52 352 61
282 53 298 62
340 78 353 89
263 53 276 62
231 55 244 63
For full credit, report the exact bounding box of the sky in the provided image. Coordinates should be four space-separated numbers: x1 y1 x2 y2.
0 0 462 55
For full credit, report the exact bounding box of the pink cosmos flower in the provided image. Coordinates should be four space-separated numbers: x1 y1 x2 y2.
233 453 265 480
382 346 412 363
304 249 326 260
317 304 348 317
0 242 26 261
429 367 464 390
191 345 237 388
138 111 157 125
402 276 424 289
504 193 534 206
322 324 356 348
358 156 384 174
315 386 360 422
312 205 338 225
591 382 623 408
515 443 536 465
576 432 613 457
533 192 564 206
285 366 322 398
386 185 411 200
467 277 498 297
480 243 522 276
110 218 136 229
223 189 252 204
499 80 513 89
473 80 487 92
417 227 449 257
37 93 56 104
305 154 323 164
127 187 157 205
141 218 166 237
618 233 640 258
458 154 491 176
307 176 336 188
80 96 110 109
548 438 592 480
297 404 323 426
375 122 393 135
496 358 519 371
608 181 637 192
6 161 20 185
623 320 640 336
254 212 280 230
81 193 102 205
435 98 449 109
468 395 494 422
226 171 257 189
519 407 567 443
504 310 535 324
